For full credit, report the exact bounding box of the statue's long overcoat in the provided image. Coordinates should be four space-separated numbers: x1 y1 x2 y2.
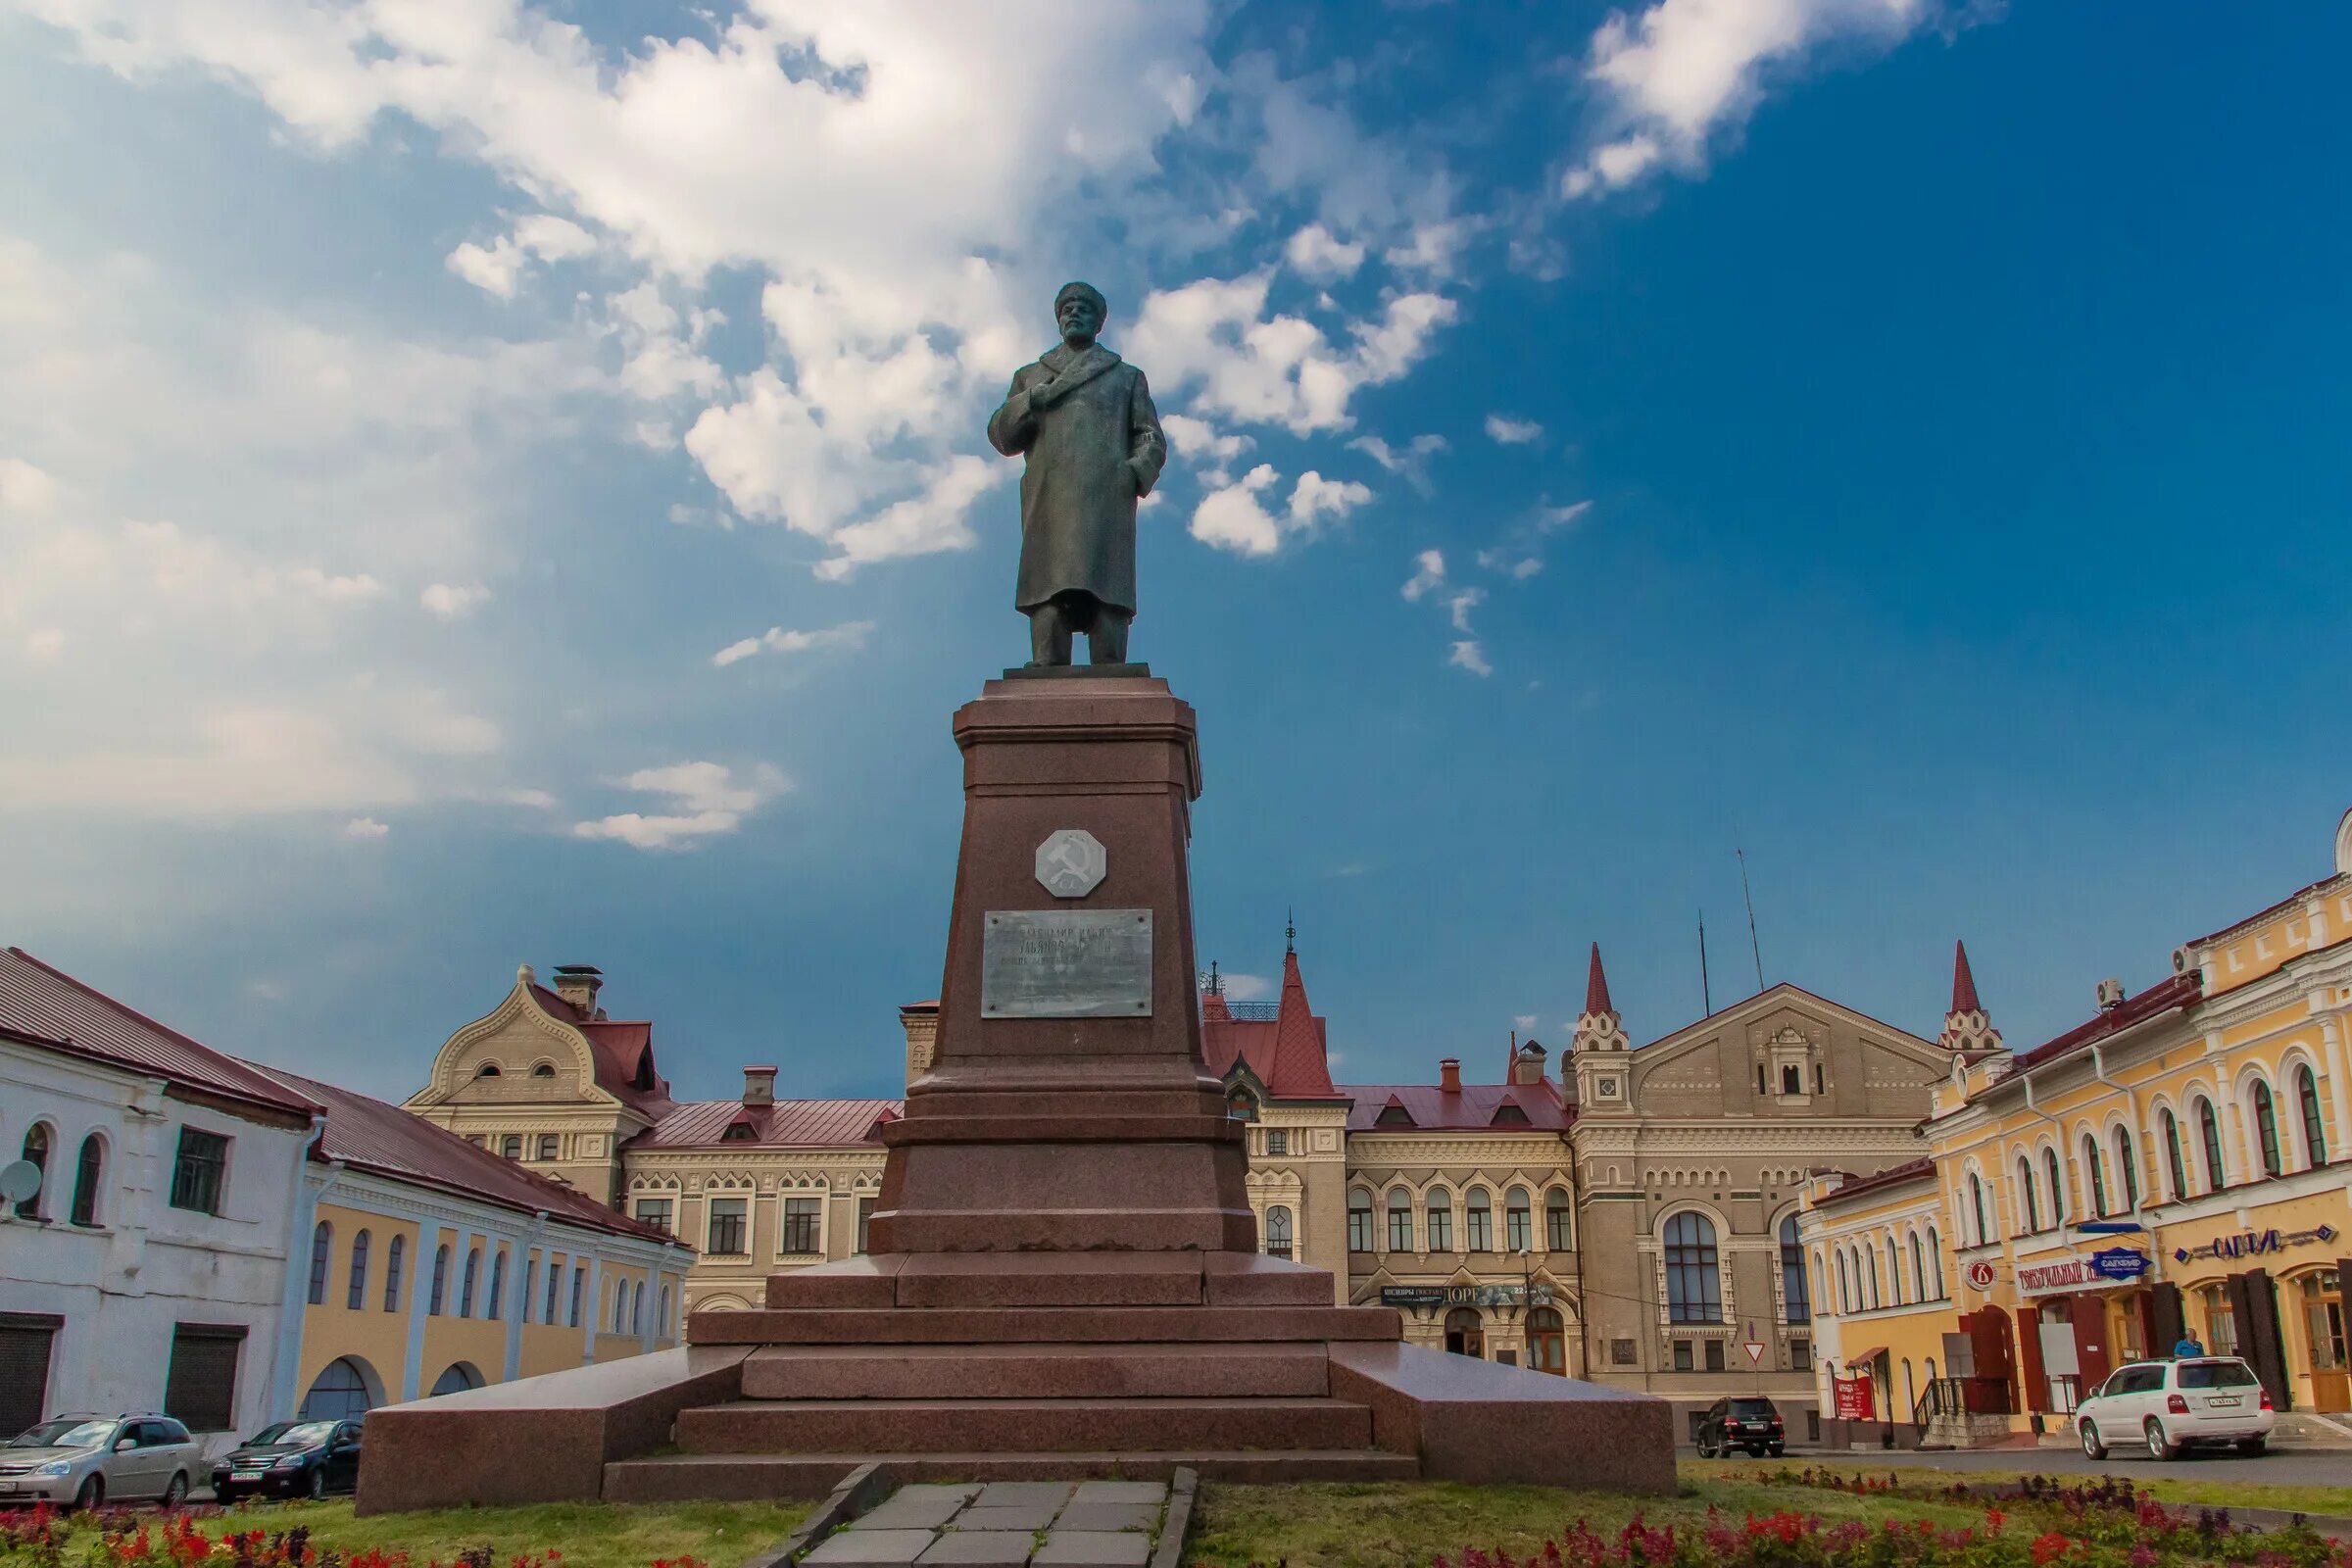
986 342 1166 615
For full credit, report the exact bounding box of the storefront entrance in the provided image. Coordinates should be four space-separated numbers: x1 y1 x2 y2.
1445 1306 1485 1358
2297 1269 2346 1413
1526 1306 1566 1375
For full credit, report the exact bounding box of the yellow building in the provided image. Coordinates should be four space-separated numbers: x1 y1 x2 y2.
263 1067 693 1420
1803 808 2352 1446
1798 1158 1966 1446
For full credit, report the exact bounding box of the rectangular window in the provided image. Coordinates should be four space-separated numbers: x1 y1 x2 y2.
169 1129 229 1214
708 1199 748 1256
545 1255 563 1324
537 1135 559 1161
1672 1340 1693 1371
1388 1204 1414 1251
1782 1065 1801 1095
1504 1201 1531 1253
1465 1203 1493 1252
1427 1203 1452 1252
1348 1200 1373 1252
522 1259 538 1324
633 1199 673 1234
1813 1063 1824 1094
1546 1203 1572 1251
856 1197 875 1255
164 1324 245 1433
781 1198 821 1254
1790 1338 1812 1372
568 1265 585 1328
1704 1339 1726 1371
1266 1129 1288 1155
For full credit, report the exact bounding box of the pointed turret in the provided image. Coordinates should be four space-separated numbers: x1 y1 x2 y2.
1200 959 1233 1024
1573 942 1629 1054
1266 941 1339 1097
1937 938 2001 1054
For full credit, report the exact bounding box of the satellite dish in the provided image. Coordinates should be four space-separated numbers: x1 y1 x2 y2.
0 1160 40 1207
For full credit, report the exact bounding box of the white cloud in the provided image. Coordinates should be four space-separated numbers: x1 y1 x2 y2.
1283 222 1364 280
571 760 788 851
24 629 65 662
1400 549 1446 602
1158 413 1253 484
1486 414 1544 445
1383 220 1468 278
1561 0 1928 199
1348 432 1446 497
710 619 875 668
1478 498 1594 579
1288 471 1372 531
1448 640 1494 677
1514 1013 1539 1031
420 583 492 620
342 816 389 840
1444 587 1485 633
1220 971 1272 1002
0 457 62 514
1130 272 1458 435
1189 464 1284 557
446 215 597 299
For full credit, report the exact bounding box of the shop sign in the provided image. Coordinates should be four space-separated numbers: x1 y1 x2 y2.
1965 1259 1998 1290
2016 1253 2108 1297
1833 1377 1875 1421
2171 1224 2337 1265
1379 1283 1551 1308
2089 1248 2151 1282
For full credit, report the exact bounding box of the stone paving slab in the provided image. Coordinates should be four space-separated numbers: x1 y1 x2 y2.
855 1487 983 1531
1032 1532 1152 1568
914 1533 1036 1567
956 1504 1061 1533
1053 1502 1157 1534
973 1482 1077 1508
804 1529 941 1567
1070 1482 1166 1505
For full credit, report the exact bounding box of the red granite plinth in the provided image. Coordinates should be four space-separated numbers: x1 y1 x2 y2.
867 674 1253 1257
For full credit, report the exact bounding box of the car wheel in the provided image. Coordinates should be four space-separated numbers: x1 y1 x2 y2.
74 1474 103 1511
1768 1445 1785 1457
2080 1420 2105 1459
162 1473 187 1507
307 1466 326 1500
2237 1437 2268 1455
1746 1446 1766 1458
2143 1417 2176 1461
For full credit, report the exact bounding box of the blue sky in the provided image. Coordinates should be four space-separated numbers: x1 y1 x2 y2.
3 2 2346 1105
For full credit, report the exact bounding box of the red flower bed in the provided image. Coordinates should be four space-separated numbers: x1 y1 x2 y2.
0 1504 708 1568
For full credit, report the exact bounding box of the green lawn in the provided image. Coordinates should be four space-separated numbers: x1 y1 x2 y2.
1779 1460 2352 1521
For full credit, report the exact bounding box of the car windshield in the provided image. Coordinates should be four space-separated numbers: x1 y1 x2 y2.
247 1421 336 1446
8 1418 116 1449
1728 1399 1777 1416
2177 1360 2259 1389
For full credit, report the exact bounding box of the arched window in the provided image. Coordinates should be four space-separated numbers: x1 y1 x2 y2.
501 1135 522 1159
1504 1187 1532 1252
522 1257 539 1323
300 1357 375 1421
487 1249 507 1320
429 1244 451 1315
2196 1097 2227 1192
661 1285 675 1338
631 1280 645 1335
1927 1227 1944 1298
1387 1187 1414 1251
1909 1232 1926 1300
1347 1190 1373 1252
429 1363 480 1397
2042 1149 2065 1224
474 1062 501 1078
1465 1189 1494 1251
1835 1249 1852 1313
545 1254 564 1323
2298 1067 2328 1166
1663 1212 1722 1323
15 1125 49 1220
1968 1174 1989 1245
347 1229 371 1310
69 1135 103 1227
2082 1135 2107 1217
1544 1188 1573 1251
1264 1204 1294 1259
2162 1109 2188 1199
2253 1082 2282 1178
1780 1214 1810 1324
384 1235 406 1312
1885 1238 1903 1305
568 1264 585 1327
1865 1246 1882 1308
1426 1187 1453 1251
308 1221 334 1305
2017 1156 2039 1232
531 1063 556 1078
460 1246 480 1317
1526 1306 1567 1375
2113 1126 2139 1211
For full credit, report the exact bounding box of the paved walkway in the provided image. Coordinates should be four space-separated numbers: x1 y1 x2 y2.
803 1481 1170 1568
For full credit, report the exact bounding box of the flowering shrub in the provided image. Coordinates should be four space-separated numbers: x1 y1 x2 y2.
0 1507 708 1568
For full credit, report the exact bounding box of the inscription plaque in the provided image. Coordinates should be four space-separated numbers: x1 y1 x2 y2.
981 908 1153 1018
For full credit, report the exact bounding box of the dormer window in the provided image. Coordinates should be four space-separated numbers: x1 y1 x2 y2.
474 1063 502 1078
720 1123 755 1142
1491 1103 1530 1126
1375 1103 1416 1128
1227 1093 1257 1122
531 1063 556 1079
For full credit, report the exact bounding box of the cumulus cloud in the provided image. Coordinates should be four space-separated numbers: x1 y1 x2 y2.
1399 549 1493 675
1158 413 1253 485
1486 414 1544 445
1220 971 1273 1002
1560 0 1930 199
1283 222 1365 280
420 583 492 620
446 215 597 299
1348 432 1447 497
342 816 390 840
1444 587 1485 633
1400 550 1446 602
1189 466 1373 557
1448 640 1494 677
571 760 788 851
710 618 875 668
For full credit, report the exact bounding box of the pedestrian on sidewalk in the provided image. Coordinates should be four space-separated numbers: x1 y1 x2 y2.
2173 1331 2205 1358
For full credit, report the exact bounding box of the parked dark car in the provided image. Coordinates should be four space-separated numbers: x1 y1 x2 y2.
1695 1396 1786 1457
208 1419 363 1501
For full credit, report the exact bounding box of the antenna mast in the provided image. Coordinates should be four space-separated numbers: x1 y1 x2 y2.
1738 847 1764 994
1698 907 1713 1017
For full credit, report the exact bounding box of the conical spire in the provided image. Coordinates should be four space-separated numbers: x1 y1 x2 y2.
1266 936 1338 1096
1585 942 1614 1016
1949 939 1981 1015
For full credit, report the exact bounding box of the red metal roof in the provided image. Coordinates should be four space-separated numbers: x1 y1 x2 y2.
0 948 318 1118
259 1064 679 1246
524 984 672 1115
1200 955 1346 1100
2008 971 2203 1072
630 1098 902 1149
1949 940 1981 1015
1815 1155 1936 1207
1584 943 1614 1015
1340 1079 1570 1133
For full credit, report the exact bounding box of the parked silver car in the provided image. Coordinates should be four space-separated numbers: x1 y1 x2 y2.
2076 1356 2275 1459
0 1414 202 1508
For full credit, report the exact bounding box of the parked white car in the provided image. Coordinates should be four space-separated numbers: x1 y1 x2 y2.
2076 1357 2275 1460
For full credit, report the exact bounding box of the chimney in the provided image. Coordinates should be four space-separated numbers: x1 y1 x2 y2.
741 1065 777 1108
1440 1057 1462 1094
1514 1042 1548 1086
552 963 605 1019
900 1001 940 1089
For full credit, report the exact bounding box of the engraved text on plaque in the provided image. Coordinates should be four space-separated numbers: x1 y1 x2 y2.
981 908 1153 1018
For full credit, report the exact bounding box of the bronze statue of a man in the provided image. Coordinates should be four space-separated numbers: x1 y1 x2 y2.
987 281 1167 666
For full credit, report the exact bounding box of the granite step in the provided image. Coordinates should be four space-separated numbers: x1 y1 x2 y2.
604 1448 1419 1501
742 1342 1331 1400
761 1251 1335 1311
690 1304 1398 1347
677 1396 1373 1455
